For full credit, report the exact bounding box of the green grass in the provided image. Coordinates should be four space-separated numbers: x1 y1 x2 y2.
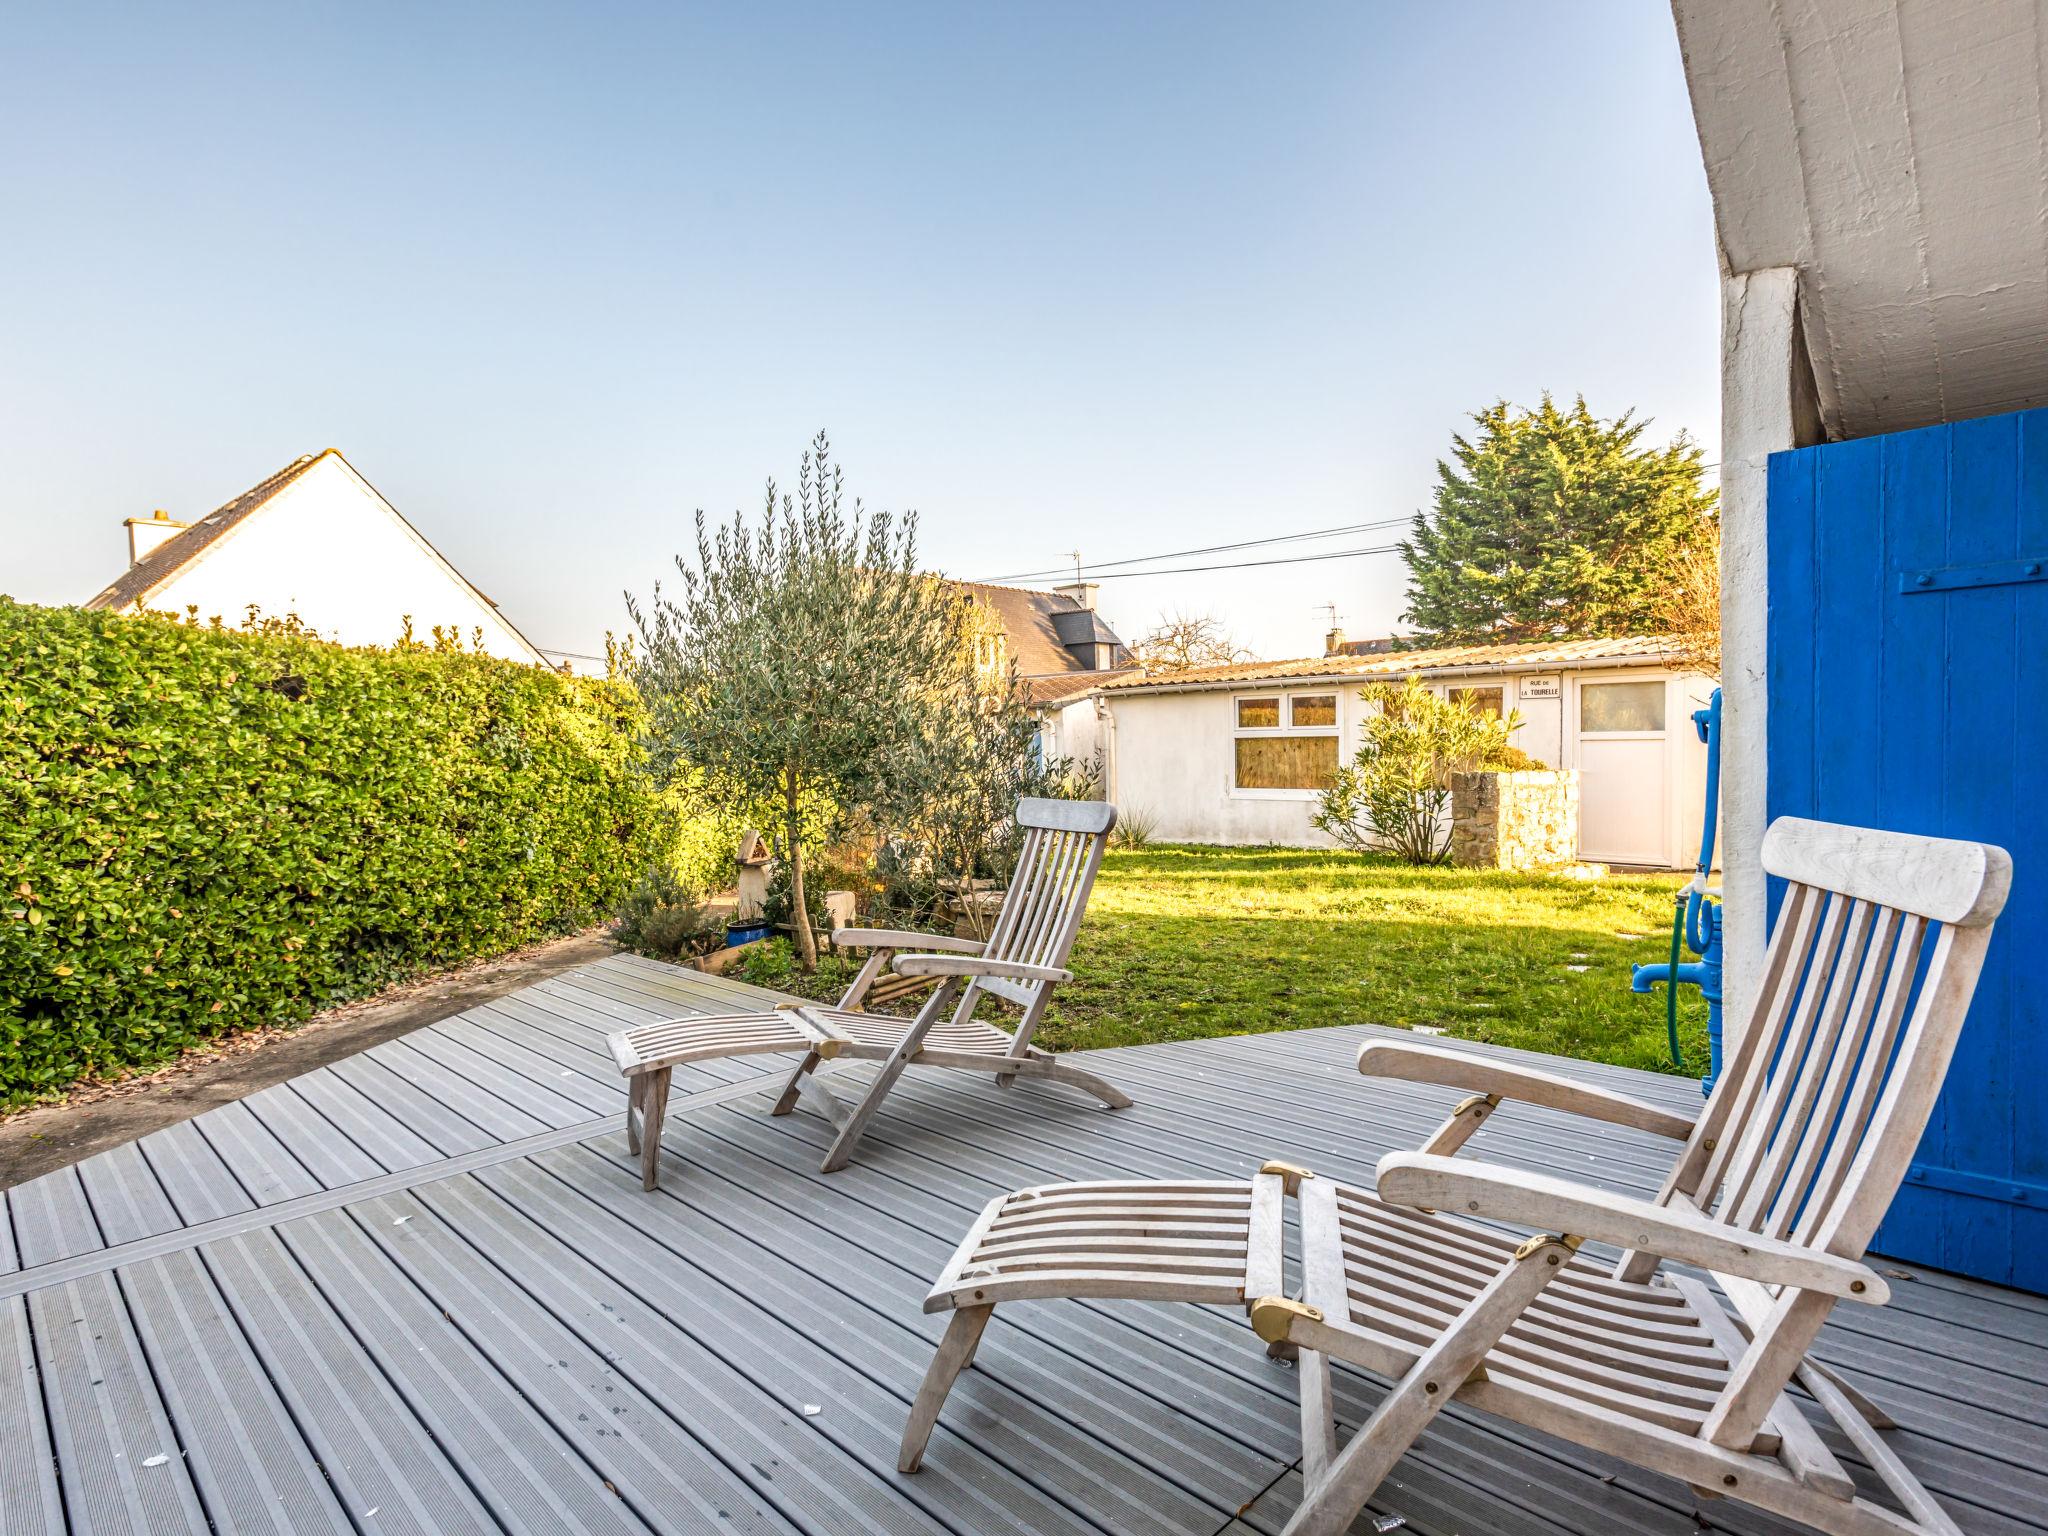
1030 844 1705 1076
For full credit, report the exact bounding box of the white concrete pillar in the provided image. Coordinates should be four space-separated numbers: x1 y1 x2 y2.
1718 266 1804 1044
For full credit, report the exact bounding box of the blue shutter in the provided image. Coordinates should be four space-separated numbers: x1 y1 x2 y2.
1767 406 2046 1291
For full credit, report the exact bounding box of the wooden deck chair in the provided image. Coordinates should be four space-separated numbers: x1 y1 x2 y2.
899 817 2010 1536
608 797 1128 1190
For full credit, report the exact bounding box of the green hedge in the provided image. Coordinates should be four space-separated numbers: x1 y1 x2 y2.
0 600 669 1108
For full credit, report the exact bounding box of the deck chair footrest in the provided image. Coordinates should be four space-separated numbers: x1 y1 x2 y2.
607 1007 839 1075
921 1175 1288 1314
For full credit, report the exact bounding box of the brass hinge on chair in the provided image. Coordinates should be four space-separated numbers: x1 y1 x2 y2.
1249 1295 1323 1344
1452 1092 1501 1119
1258 1159 1314 1195
1512 1231 1584 1262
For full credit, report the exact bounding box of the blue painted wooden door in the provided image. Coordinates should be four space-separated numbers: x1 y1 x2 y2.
1768 406 2045 1292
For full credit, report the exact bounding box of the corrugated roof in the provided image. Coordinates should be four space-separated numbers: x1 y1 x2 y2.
85 452 330 612
1026 670 1127 707
1094 634 1679 692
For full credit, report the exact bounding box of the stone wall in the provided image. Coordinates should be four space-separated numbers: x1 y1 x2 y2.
1450 769 1579 870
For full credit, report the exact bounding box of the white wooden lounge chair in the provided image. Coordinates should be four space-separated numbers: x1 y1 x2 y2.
899 817 2010 1536
608 798 1127 1190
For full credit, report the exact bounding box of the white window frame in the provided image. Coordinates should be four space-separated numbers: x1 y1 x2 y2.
1573 673 1670 740
1434 678 1512 721
1229 688 1342 800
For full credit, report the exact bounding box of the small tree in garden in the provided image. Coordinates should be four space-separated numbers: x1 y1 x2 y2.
628 433 969 969
1312 677 1526 864
881 603 1090 938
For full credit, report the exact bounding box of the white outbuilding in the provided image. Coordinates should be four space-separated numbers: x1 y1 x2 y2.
1093 636 1714 869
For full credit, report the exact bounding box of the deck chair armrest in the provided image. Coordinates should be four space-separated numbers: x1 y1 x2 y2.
1357 1041 1697 1140
833 927 985 955
891 954 1073 985
1375 1153 1890 1303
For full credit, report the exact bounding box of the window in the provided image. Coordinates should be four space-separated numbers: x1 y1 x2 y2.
1449 685 1504 720
1290 693 1336 727
1233 690 1339 793
1236 736 1339 790
1580 680 1666 733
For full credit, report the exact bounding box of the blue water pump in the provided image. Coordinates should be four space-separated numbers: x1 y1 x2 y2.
1631 687 1725 1095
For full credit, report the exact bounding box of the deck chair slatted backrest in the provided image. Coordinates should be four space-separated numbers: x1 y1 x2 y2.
965 798 1114 1042
1621 817 2011 1451
611 796 1128 1188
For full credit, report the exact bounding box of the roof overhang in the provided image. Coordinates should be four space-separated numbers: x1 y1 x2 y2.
1673 0 2048 440
1097 651 1680 700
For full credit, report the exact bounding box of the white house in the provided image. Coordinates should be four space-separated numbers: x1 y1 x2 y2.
84 449 551 666
945 578 1136 772
1094 635 1714 869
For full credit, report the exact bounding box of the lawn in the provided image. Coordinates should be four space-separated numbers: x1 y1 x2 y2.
746 843 1706 1077
1028 844 1704 1076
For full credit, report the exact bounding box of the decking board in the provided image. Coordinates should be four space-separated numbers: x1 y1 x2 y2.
2 954 2043 1535
115 1250 356 1535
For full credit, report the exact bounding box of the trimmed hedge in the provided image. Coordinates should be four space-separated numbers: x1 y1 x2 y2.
1 600 668 1108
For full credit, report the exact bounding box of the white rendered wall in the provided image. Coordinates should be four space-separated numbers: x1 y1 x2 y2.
1040 696 1106 781
1105 689 1335 846
1102 670 1704 863
124 455 543 664
1717 267 1805 1040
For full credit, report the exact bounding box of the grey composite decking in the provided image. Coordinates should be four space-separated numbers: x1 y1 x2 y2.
1 951 2043 1536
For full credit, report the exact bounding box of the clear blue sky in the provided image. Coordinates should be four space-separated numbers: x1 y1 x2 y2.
0 1 1718 663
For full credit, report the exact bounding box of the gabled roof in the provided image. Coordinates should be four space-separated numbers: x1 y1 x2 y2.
86 453 329 614
83 449 550 667
1094 635 1680 694
946 580 1133 678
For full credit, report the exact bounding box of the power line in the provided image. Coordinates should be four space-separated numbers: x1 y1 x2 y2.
979 515 1413 584
1048 543 1405 580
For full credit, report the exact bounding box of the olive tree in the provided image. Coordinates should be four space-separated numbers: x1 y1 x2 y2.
627 433 968 968
879 601 1095 937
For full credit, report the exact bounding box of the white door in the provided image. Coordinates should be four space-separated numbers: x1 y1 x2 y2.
1574 678 1668 866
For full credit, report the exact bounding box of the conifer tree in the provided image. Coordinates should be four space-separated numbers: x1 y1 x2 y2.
1399 395 1717 644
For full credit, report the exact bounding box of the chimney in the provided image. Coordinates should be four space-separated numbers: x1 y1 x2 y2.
125 509 188 566
1053 580 1099 611
1324 626 1348 656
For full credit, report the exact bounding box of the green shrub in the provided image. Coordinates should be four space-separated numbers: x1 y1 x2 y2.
1110 806 1159 850
1312 676 1527 865
735 936 859 999
868 838 941 928
0 599 667 1108
735 935 798 988
659 774 749 896
762 853 829 934
611 868 720 962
